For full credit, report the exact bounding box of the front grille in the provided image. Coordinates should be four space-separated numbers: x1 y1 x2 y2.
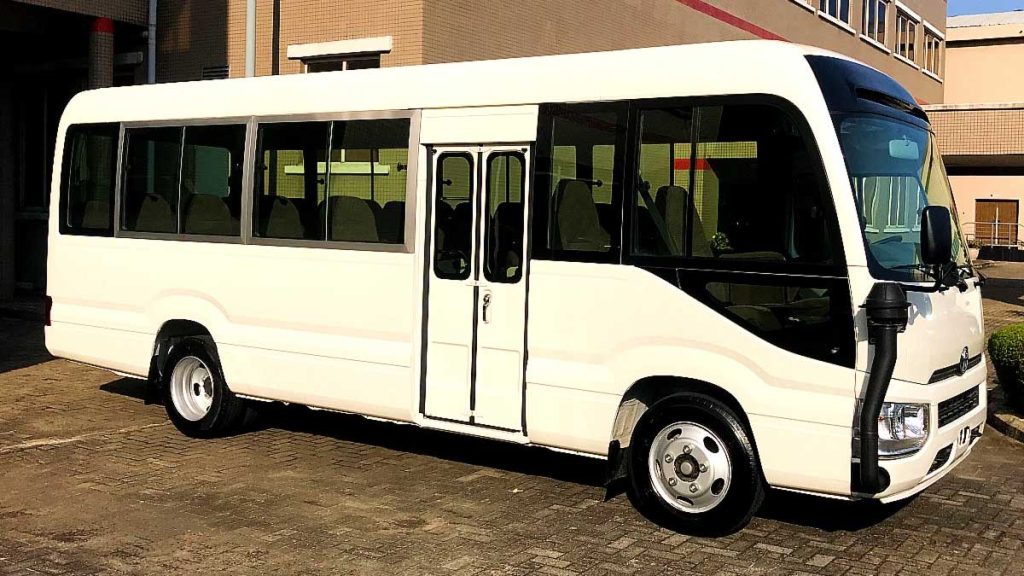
928 444 953 474
938 386 980 428
929 354 982 383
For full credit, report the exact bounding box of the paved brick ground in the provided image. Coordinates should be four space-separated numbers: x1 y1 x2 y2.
2 266 1024 575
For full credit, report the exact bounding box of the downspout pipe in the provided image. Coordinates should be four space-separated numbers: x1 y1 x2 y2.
858 282 909 494
245 0 256 77
147 0 157 83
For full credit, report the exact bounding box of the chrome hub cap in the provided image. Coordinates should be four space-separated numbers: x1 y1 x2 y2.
169 356 214 422
648 422 732 513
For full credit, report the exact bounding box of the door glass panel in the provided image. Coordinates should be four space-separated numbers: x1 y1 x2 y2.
434 153 474 280
484 152 525 283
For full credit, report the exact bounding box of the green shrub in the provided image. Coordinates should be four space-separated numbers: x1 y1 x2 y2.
988 323 1024 411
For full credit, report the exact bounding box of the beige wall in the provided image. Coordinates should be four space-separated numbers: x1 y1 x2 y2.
155 0 946 105
945 42 1024 104
419 0 944 104
949 175 1024 229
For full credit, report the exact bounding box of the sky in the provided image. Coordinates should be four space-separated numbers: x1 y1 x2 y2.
949 0 1024 16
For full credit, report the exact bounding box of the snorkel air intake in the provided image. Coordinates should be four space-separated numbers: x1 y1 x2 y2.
857 282 909 494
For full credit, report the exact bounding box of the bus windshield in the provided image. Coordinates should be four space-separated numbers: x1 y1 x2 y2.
838 114 970 282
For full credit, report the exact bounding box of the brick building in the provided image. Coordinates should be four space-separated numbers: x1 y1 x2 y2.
0 0 949 299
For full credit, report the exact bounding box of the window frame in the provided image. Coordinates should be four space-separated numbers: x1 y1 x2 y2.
532 101 630 264
58 122 122 237
247 109 419 253
860 0 890 52
894 7 920 67
922 28 943 79
117 117 251 244
621 94 848 279
818 0 855 33
111 109 419 253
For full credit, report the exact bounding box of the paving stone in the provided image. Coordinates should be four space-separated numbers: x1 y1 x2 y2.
0 264 1023 574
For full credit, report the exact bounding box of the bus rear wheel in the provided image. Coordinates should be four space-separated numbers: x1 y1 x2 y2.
627 393 764 535
162 337 250 438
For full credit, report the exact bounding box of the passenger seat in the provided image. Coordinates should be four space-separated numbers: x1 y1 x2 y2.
554 179 610 251
655 185 712 257
132 193 176 233
260 196 304 239
325 195 379 242
184 194 240 236
380 200 405 243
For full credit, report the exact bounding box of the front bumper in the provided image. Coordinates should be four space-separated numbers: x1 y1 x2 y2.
854 361 988 502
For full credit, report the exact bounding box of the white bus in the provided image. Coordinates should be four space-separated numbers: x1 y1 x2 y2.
46 41 987 535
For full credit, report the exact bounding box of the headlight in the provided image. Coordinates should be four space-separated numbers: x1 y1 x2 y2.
877 403 929 458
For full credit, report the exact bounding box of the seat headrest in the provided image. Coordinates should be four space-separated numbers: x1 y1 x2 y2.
262 196 304 239
327 195 379 242
184 194 236 235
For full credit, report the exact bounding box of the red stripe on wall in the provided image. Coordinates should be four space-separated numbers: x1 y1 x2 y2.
673 0 788 42
674 158 711 171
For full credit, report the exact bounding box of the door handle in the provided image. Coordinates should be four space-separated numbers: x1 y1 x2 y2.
482 292 492 324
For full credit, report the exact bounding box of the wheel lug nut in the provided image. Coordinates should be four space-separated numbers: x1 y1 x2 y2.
689 483 699 493
683 445 692 455
668 478 677 486
664 454 673 463
699 463 708 473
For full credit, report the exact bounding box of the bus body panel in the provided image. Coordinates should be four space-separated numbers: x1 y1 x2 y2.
43 41 987 505
525 260 855 495
46 236 420 422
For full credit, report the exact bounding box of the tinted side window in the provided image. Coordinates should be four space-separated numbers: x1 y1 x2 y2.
434 153 474 280
60 123 119 236
630 104 836 267
253 121 330 240
326 119 409 243
692 105 834 265
122 127 182 233
484 152 525 283
534 104 626 261
181 124 246 236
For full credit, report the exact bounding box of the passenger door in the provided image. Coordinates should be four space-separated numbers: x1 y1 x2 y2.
423 146 530 431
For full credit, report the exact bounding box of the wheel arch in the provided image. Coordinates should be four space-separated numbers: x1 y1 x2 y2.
605 376 761 486
147 319 216 386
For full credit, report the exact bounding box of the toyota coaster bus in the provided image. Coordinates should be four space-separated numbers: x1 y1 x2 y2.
46 41 986 535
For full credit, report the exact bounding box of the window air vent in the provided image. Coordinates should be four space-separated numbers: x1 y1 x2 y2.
201 65 230 81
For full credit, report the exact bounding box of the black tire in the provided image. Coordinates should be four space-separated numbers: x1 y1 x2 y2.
626 393 765 536
162 337 250 438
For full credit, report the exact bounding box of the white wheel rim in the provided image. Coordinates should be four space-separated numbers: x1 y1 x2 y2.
647 421 732 514
169 356 214 422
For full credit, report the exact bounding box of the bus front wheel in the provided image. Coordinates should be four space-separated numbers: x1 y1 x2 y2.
162 337 250 438
627 393 765 535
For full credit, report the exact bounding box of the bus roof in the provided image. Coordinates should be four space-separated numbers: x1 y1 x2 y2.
61 40 856 127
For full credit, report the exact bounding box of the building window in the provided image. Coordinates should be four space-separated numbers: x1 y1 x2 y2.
59 123 120 236
895 9 918 64
923 31 943 76
305 55 380 73
862 0 888 46
819 0 851 24
288 37 391 74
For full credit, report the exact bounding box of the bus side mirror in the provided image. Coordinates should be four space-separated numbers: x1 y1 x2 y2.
920 206 952 266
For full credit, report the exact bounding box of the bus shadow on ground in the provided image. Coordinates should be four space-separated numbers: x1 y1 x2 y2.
258 404 609 488
96 382 912 533
756 488 911 532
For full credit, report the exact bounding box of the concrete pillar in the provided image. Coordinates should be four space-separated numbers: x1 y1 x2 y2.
89 17 115 89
